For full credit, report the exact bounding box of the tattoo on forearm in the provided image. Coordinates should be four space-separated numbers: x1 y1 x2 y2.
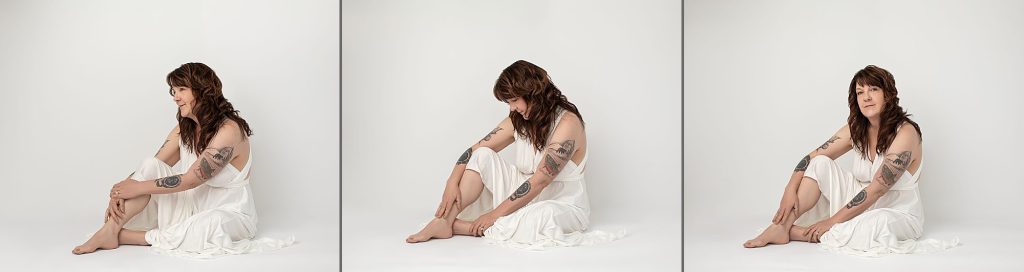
845 189 867 208
456 147 472 165
794 155 810 172
818 136 839 151
540 140 575 177
878 151 912 187
155 175 182 188
509 181 531 201
478 127 503 144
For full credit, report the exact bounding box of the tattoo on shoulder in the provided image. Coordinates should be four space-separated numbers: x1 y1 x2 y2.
456 147 472 165
540 140 575 177
818 136 839 151
845 189 867 208
478 127 503 144
794 155 811 172
878 151 912 187
155 175 182 188
509 181 531 201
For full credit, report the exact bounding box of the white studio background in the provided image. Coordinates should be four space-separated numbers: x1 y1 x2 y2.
342 0 681 270
685 0 1024 267
0 0 338 270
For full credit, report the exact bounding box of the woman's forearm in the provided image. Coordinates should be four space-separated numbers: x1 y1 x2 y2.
142 173 202 195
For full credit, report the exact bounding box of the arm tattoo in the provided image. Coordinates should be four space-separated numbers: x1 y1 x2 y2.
794 155 811 172
878 151 912 187
845 189 867 209
540 140 575 177
509 180 531 201
478 127 503 144
194 146 234 181
818 136 839 151
455 147 472 165
155 174 182 188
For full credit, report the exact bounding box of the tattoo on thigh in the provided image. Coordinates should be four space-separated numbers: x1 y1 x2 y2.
845 189 867 209
794 155 811 172
818 136 839 151
509 181 531 201
155 175 182 188
456 147 472 165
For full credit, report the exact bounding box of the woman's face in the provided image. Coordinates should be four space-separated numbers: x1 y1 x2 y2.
171 86 196 119
855 84 885 120
506 96 530 120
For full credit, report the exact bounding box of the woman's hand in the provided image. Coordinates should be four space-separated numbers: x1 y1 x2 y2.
104 198 126 224
805 218 837 242
773 190 800 224
110 178 145 199
435 183 462 219
469 212 498 237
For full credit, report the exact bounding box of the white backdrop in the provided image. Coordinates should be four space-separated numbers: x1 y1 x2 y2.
342 0 680 270
0 0 338 270
684 0 1024 251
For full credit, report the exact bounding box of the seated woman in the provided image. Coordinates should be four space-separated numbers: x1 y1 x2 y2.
73 62 290 257
406 60 619 249
743 65 956 255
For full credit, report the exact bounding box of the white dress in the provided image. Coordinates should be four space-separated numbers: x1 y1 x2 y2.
458 109 623 250
796 137 959 256
122 138 293 258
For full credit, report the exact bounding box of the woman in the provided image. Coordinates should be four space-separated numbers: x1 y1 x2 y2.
73 62 289 257
743 65 955 255
406 60 617 249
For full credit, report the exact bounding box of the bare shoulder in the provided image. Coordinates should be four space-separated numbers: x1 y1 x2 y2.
215 119 245 141
554 111 584 136
894 121 921 145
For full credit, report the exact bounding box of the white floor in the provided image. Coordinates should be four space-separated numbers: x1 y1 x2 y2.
3 214 339 272
341 208 682 271
685 216 1024 272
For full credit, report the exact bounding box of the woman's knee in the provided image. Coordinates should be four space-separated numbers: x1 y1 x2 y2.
133 157 171 180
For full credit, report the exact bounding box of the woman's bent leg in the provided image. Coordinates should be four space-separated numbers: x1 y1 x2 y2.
744 176 822 248
407 169 486 243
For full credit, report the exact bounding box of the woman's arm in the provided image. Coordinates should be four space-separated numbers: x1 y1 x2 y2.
489 114 582 218
154 125 182 167
116 122 244 197
775 124 854 224
828 124 919 224
436 117 518 218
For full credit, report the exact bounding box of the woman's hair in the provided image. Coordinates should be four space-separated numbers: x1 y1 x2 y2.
492 60 583 152
846 65 921 158
166 62 253 155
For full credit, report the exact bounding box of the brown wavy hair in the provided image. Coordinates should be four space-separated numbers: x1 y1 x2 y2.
492 60 584 152
166 62 253 156
847 65 921 158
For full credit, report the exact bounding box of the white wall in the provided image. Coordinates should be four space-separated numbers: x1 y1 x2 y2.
684 0 1024 227
0 0 339 231
342 0 681 226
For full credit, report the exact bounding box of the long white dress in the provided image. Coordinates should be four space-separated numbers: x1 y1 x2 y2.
795 136 958 256
457 109 623 250
122 139 293 258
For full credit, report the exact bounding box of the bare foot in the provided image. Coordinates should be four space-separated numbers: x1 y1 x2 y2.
72 223 120 255
743 224 791 248
406 218 454 243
